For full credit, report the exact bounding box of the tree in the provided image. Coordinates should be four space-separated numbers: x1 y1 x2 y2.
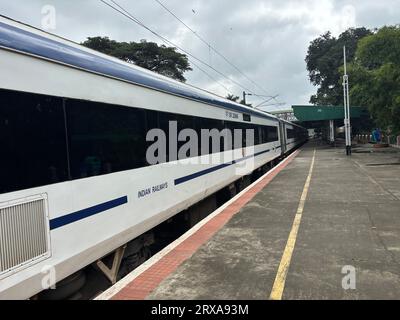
349 26 400 134
226 94 240 102
306 28 372 105
82 37 192 82
225 94 253 107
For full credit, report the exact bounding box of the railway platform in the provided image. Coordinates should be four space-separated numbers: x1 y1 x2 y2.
96 141 400 300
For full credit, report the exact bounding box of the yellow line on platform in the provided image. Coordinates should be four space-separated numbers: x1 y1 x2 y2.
269 149 316 300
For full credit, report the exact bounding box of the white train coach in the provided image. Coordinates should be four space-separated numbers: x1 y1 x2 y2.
0 16 307 299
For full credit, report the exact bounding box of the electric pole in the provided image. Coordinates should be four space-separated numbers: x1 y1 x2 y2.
343 46 352 156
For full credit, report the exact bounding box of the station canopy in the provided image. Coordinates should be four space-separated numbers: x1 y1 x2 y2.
292 105 366 122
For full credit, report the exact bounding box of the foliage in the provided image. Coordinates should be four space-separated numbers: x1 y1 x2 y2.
306 28 372 105
225 94 253 107
349 26 400 134
226 94 240 102
82 37 192 82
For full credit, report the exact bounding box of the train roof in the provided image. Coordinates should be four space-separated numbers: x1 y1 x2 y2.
0 15 280 122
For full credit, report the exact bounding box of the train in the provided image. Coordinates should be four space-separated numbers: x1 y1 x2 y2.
0 16 307 299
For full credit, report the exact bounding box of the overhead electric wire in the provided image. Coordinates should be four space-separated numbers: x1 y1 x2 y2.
100 0 253 96
189 59 232 94
108 0 252 94
154 0 277 100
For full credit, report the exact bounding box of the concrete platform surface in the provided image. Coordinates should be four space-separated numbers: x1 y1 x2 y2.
99 142 400 300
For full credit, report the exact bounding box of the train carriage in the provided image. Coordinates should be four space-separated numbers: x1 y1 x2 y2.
0 16 307 299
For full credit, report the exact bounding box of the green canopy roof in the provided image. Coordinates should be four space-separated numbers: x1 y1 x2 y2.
292 105 366 122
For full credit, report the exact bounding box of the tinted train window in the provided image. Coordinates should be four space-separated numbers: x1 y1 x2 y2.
287 128 295 139
158 112 171 162
145 110 160 165
225 121 243 149
0 89 68 193
66 100 146 178
268 126 278 142
197 117 226 154
241 123 253 147
226 122 259 147
254 126 260 145
158 112 197 161
243 113 251 122
258 125 278 143
260 126 266 143
176 113 196 159
146 109 159 131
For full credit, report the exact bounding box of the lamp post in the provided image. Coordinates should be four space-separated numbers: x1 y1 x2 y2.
343 46 352 156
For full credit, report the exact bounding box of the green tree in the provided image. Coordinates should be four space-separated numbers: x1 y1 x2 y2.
349 26 400 134
82 37 192 82
306 28 372 105
225 94 253 107
226 94 240 102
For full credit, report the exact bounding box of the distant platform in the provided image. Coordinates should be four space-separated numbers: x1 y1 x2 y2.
96 141 400 300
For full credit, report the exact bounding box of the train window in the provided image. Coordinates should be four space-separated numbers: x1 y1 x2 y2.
253 126 260 145
0 89 68 193
238 122 246 148
257 125 278 143
197 117 225 154
66 100 146 179
243 113 251 122
240 122 257 147
227 121 246 148
225 121 241 149
268 126 278 142
224 121 235 149
176 113 196 160
145 109 161 165
0 88 288 194
244 123 254 147
262 127 269 143
258 126 263 143
220 120 229 152
158 111 198 161
158 112 172 162
146 109 159 131
287 128 295 139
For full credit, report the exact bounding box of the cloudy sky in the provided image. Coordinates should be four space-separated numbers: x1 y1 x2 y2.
1 0 399 110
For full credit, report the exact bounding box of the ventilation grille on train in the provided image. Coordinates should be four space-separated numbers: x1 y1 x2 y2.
0 195 50 276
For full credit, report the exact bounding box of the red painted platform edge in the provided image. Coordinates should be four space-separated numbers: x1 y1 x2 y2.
112 151 300 300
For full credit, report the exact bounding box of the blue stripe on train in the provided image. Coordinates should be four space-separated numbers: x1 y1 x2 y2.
50 148 277 229
175 148 271 185
50 196 128 230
